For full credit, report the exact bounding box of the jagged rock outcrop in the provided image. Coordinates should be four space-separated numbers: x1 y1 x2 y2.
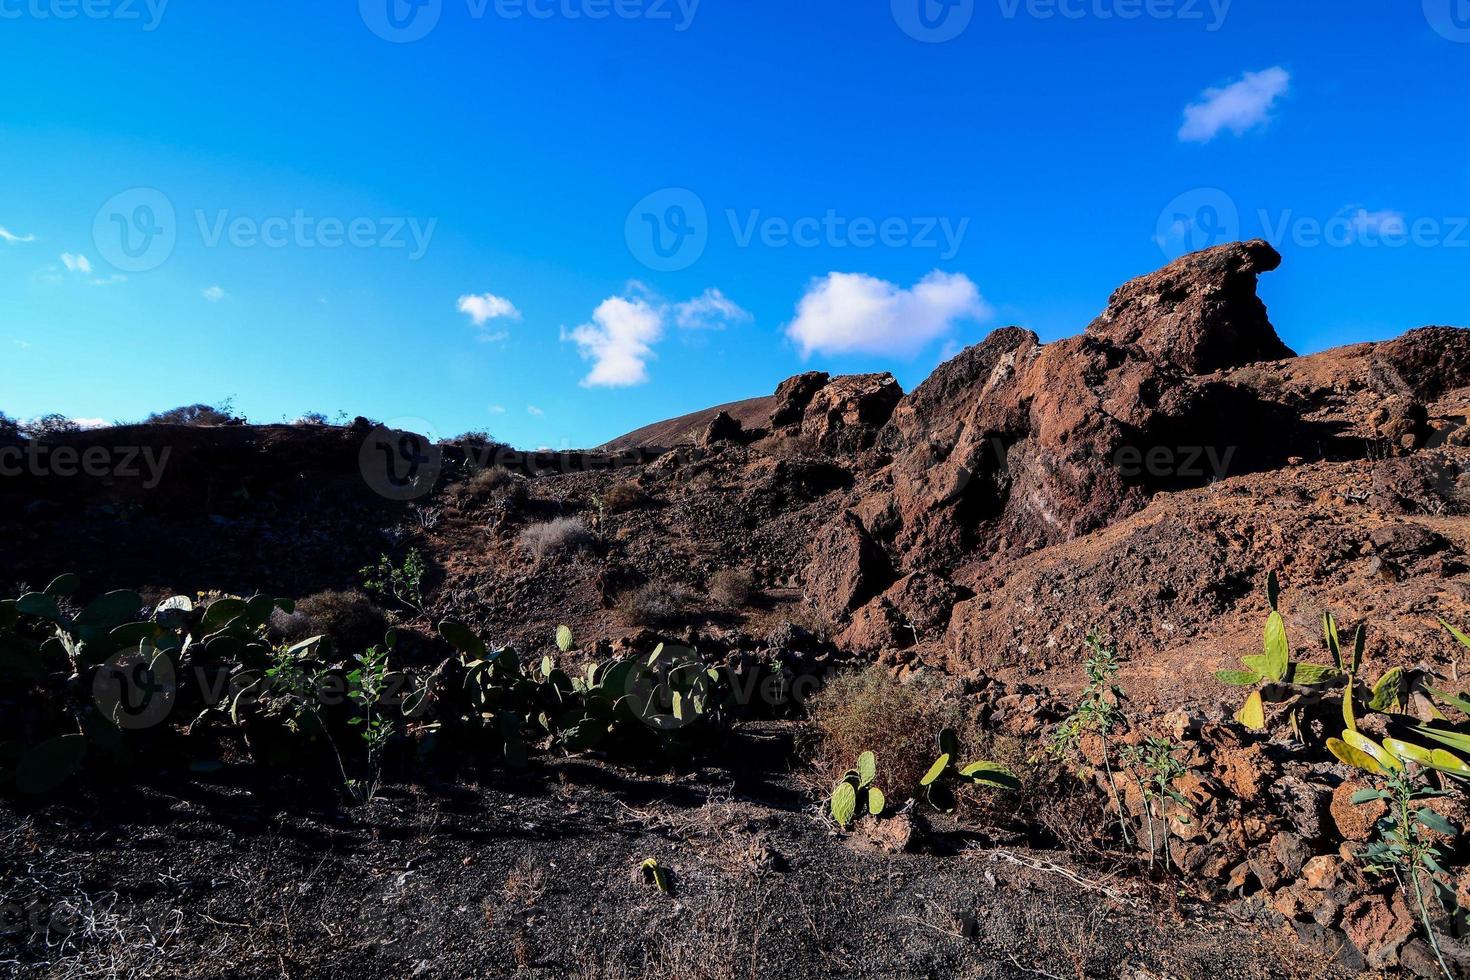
1085 239 1293 373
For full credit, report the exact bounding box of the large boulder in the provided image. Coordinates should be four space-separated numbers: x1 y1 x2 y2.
1085 239 1293 374
799 373 903 453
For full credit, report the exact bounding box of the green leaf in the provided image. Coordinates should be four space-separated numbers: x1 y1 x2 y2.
927 780 956 813
867 786 885 816
16 593 62 621
1409 722 1470 756
1369 668 1403 713
1323 612 1342 671
1215 669 1263 687
1289 663 1342 687
640 858 670 895
856 751 876 788
200 597 246 632
1417 809 1457 837
921 753 951 787
1242 654 1271 676
960 761 1020 790
1350 788 1387 804
1343 729 1402 772
1327 736 1387 776
556 625 574 653
1235 691 1266 731
831 780 857 828
1263 611 1289 683
16 734 87 795
1383 736 1436 767
44 574 81 599
1266 571 1280 612
437 622 486 660
1427 685 1470 717
1442 619 1470 653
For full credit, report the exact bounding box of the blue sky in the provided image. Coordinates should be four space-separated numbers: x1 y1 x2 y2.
1 1 1467 448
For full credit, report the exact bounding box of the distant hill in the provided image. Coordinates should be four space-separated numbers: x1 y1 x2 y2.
595 395 776 451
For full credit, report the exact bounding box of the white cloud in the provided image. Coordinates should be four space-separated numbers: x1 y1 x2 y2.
785 270 990 359
61 253 92 274
88 274 127 287
0 226 35 245
489 404 507 415
565 292 665 387
457 292 522 327
674 288 752 330
563 285 750 387
1179 67 1291 143
526 405 545 417
202 285 228 302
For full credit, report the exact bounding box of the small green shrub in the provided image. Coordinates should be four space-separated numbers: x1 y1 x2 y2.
361 550 427 613
830 750 885 830
1047 632 1133 846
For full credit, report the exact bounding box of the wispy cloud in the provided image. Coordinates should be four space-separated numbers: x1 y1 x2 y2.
785 270 990 359
1179 67 1291 143
526 404 545 417
202 285 228 302
457 292 522 327
674 288 752 330
0 226 36 245
489 404 507 415
1343 206 1407 239
61 253 93 274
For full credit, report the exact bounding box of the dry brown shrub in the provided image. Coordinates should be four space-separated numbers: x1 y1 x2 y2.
518 517 599 562
599 482 651 514
707 568 754 609
618 581 697 627
805 665 971 800
270 589 388 653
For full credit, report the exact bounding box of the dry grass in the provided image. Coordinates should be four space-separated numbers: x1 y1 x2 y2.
599 482 652 514
269 589 388 653
708 567 755 609
805 665 972 800
618 581 697 627
519 517 599 563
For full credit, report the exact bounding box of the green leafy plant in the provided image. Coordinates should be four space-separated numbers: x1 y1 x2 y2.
361 550 427 614
1048 632 1133 845
1119 735 1191 872
830 750 886 829
920 728 1018 813
346 638 398 803
1215 572 1342 731
1336 731 1461 980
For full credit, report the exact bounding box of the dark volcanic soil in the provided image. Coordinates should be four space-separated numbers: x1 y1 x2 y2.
1 725 1333 980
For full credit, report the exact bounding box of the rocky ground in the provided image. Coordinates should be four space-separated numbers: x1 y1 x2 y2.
4 240 1470 977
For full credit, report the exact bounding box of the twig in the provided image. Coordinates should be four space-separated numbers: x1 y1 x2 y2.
984 849 1135 906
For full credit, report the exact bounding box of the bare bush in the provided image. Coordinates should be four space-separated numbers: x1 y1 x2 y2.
518 517 599 563
143 403 242 426
708 567 754 609
618 581 697 627
599 482 651 514
270 589 389 653
805 665 971 800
